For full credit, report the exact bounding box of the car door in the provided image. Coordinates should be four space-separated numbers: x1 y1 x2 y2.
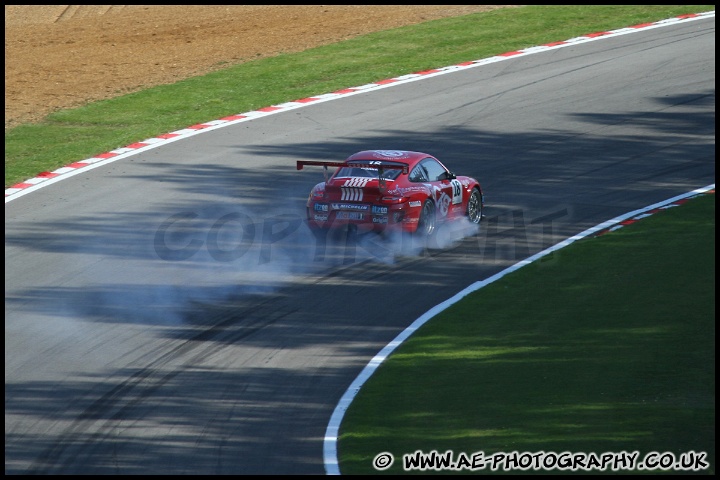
419 157 462 219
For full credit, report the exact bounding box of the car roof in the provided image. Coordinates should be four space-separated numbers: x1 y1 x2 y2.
345 150 434 166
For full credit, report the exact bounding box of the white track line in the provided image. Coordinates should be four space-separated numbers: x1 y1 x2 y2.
323 184 715 474
321 10 715 473
5 10 714 203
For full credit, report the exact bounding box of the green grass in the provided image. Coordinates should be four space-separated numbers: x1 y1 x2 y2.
338 193 715 474
4 5 714 187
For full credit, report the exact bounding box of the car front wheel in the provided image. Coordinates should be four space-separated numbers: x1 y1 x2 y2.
467 188 483 224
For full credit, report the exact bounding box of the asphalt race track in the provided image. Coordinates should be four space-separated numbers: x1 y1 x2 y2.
5 16 715 474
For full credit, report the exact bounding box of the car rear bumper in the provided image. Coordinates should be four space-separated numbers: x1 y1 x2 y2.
306 203 418 233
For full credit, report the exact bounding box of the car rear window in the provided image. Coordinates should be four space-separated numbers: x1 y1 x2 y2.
334 161 405 180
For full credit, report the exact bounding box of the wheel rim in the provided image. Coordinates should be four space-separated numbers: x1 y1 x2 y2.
468 190 482 223
420 201 436 236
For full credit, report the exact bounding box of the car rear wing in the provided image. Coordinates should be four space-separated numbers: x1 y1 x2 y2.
297 160 408 183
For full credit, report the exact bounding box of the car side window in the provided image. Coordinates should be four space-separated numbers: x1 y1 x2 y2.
409 165 429 183
420 158 448 182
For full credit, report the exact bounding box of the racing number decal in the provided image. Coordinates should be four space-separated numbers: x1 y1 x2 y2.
450 179 463 204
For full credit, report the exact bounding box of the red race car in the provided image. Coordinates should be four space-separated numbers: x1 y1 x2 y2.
297 150 484 236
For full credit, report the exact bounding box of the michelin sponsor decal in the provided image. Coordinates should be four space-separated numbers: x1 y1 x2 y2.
332 203 369 211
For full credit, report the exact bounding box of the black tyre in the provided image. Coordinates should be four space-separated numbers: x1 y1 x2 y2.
467 188 483 224
416 199 436 237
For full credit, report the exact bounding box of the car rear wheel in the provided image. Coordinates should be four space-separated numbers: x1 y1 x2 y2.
416 199 436 237
467 188 483 224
